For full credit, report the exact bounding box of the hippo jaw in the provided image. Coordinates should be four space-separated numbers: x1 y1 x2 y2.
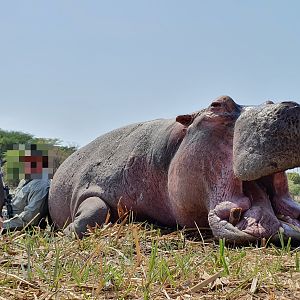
209 171 300 243
209 100 300 243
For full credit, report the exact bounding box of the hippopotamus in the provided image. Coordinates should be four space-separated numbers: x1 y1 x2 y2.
48 96 300 242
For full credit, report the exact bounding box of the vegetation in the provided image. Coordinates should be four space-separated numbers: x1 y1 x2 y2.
0 221 300 299
1 129 300 299
0 128 77 186
0 129 34 160
287 172 300 185
287 172 300 198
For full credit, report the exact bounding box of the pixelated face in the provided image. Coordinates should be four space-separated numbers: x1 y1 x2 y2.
5 144 54 180
20 155 44 175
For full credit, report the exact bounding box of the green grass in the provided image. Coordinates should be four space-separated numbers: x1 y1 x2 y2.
1 223 300 299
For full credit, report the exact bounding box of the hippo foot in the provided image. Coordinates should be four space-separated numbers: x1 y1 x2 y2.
63 197 110 239
209 172 300 243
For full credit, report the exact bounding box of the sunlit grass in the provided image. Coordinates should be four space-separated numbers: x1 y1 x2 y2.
1 222 300 299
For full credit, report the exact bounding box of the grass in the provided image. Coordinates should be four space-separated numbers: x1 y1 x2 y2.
1 222 300 299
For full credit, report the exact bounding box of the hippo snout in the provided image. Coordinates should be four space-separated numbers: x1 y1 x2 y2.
233 101 300 181
208 100 300 243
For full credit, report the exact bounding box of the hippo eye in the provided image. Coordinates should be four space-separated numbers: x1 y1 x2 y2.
209 96 241 116
211 102 222 108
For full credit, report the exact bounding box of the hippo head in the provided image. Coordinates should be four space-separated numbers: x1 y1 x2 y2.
231 99 300 242
175 96 300 243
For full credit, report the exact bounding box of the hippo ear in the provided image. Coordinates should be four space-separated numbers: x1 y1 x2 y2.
265 100 274 105
176 114 194 126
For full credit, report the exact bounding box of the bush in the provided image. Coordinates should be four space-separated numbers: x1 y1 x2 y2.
287 172 300 184
288 179 300 197
0 128 78 187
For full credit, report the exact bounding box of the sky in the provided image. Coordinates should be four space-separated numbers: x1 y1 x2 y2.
1 1 300 147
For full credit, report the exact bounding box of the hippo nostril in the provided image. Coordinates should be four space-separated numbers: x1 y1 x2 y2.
281 101 300 108
229 207 242 226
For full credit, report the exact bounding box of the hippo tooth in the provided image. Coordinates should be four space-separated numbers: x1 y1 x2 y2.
229 207 242 226
280 221 300 233
287 223 300 233
276 214 285 220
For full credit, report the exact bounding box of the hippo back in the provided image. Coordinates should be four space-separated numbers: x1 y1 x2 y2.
49 118 183 227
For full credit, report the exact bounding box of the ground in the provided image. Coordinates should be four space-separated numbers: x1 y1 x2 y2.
0 217 300 299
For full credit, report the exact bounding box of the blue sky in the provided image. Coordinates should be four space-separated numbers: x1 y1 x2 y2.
0 1 300 147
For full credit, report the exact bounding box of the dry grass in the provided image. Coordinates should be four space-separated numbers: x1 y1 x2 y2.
1 220 300 299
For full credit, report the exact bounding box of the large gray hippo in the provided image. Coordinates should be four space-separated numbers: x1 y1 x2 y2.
48 96 300 242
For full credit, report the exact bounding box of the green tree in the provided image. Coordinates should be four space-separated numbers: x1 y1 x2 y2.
0 129 34 159
0 128 78 186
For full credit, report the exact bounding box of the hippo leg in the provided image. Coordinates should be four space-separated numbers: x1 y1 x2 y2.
63 197 109 238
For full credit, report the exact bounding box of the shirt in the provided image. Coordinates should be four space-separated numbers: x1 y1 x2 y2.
2 179 50 229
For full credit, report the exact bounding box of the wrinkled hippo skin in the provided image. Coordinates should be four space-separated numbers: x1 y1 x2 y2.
48 96 300 242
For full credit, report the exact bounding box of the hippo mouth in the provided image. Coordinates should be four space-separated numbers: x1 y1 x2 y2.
209 170 300 243
212 100 300 243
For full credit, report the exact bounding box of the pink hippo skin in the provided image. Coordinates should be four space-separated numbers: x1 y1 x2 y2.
48 96 300 242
